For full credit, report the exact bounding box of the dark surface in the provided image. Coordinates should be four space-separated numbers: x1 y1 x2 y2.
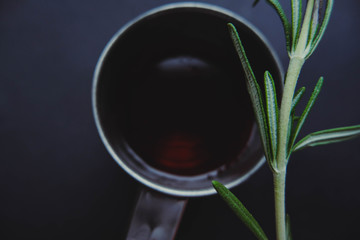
1 1 360 239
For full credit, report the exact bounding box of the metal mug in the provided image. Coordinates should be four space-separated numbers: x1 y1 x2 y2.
92 3 282 240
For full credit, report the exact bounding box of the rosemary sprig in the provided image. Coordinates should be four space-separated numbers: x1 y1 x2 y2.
214 1 360 239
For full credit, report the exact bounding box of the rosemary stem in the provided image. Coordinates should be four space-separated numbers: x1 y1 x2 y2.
277 56 305 171
274 171 286 240
274 56 305 240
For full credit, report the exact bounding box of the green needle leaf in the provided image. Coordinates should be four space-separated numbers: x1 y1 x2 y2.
308 0 320 45
286 114 295 160
289 77 323 153
228 23 276 172
212 181 268 240
306 0 334 58
288 87 306 156
291 0 303 51
254 0 291 54
293 125 360 152
264 71 279 160
295 0 315 55
291 87 306 114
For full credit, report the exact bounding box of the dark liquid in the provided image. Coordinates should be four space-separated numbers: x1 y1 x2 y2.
124 55 254 176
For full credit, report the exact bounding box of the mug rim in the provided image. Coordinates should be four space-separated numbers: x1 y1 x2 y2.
92 2 283 197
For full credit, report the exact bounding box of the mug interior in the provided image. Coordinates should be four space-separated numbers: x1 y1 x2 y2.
93 3 282 197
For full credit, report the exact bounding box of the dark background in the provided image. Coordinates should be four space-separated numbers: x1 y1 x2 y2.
1 1 359 239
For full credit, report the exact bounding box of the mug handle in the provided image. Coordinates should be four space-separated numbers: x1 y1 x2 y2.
126 188 188 240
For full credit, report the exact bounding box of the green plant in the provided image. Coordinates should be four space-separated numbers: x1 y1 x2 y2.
213 1 360 239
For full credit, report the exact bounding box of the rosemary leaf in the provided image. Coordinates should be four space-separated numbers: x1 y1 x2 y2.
295 0 315 55
212 181 268 240
289 77 323 153
288 87 306 156
308 0 320 44
293 125 360 151
286 114 294 160
291 0 303 51
255 0 291 54
264 71 279 160
291 87 306 114
306 0 334 58
228 23 276 172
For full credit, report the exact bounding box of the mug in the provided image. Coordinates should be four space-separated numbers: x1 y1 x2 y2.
92 3 282 239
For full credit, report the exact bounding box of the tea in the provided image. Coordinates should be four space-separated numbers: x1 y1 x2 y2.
124 55 254 176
